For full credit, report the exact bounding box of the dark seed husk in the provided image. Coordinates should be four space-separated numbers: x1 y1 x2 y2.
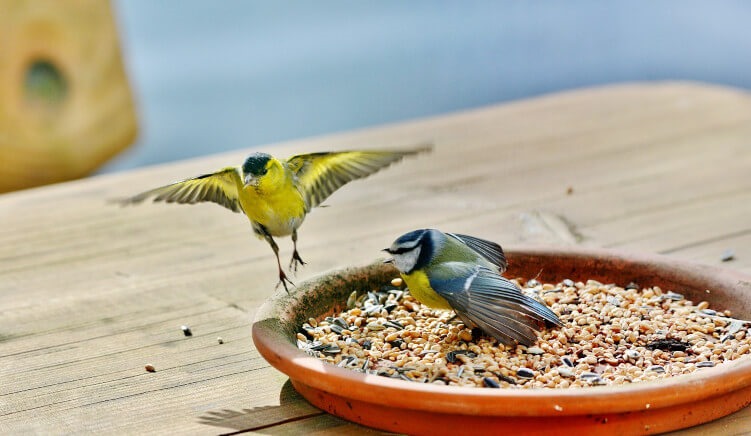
493 371 517 385
384 303 399 313
483 377 500 388
516 368 535 378
384 320 404 330
321 344 341 355
696 361 715 368
646 338 690 352
625 282 640 290
562 279 575 287
333 317 349 329
309 342 328 351
647 365 666 373
300 326 316 340
389 339 405 348
330 325 345 335
561 356 575 367
361 340 372 350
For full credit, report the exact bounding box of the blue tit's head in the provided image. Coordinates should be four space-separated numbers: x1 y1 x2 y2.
242 152 272 185
383 229 434 274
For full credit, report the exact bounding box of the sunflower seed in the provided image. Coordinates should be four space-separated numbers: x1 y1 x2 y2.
516 368 535 378
384 320 404 330
483 377 500 388
346 290 358 309
333 317 349 329
696 361 715 368
321 345 341 355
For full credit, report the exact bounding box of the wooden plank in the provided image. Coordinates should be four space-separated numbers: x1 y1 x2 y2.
1 82 751 434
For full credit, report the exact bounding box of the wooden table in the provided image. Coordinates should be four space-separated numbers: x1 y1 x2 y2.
1 82 750 434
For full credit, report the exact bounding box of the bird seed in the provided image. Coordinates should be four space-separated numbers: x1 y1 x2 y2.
297 277 751 389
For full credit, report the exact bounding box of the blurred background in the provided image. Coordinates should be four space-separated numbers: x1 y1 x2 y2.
2 1 750 191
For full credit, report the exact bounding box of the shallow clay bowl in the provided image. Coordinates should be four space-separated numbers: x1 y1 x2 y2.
252 246 751 435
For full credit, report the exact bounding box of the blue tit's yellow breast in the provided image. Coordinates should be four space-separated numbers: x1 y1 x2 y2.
401 270 453 310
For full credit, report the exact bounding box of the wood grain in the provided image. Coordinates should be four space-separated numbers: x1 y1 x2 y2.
1 82 750 434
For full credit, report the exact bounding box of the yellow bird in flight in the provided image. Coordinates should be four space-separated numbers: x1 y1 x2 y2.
122 145 431 291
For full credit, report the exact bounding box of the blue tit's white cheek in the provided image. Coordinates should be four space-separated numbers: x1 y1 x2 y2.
393 246 421 273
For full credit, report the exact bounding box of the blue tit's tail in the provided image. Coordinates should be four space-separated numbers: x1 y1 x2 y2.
454 267 562 346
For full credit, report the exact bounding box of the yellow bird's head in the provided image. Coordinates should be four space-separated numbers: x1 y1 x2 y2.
242 152 285 191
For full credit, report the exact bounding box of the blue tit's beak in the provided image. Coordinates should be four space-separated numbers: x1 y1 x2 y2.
382 249 394 264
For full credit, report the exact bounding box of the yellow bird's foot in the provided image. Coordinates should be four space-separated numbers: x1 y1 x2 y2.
276 269 296 294
289 250 306 273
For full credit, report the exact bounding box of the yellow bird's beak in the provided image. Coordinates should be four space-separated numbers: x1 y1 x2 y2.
244 174 257 187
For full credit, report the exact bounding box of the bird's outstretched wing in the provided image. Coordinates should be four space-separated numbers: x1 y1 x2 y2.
431 263 561 346
447 233 507 272
120 167 245 213
285 145 431 209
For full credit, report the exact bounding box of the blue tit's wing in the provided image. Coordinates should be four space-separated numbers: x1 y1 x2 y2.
121 167 244 213
284 145 431 209
430 263 561 346
447 232 507 272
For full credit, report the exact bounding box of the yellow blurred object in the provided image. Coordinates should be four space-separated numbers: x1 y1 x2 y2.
0 0 138 193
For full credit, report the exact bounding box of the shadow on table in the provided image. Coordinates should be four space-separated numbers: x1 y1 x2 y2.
197 380 324 434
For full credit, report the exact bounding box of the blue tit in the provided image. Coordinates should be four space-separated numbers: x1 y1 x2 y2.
121 145 431 291
384 229 562 346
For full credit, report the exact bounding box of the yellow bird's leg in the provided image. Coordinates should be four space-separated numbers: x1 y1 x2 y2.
258 226 295 294
289 228 306 273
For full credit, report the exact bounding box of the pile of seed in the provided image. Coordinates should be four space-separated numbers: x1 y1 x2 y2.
296 277 751 388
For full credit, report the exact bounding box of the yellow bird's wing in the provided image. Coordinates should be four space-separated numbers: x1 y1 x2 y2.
285 145 431 209
122 167 245 213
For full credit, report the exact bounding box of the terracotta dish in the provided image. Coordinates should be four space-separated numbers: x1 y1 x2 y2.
252 246 751 435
